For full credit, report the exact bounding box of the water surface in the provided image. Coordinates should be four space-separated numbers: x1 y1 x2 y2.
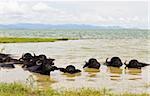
0 39 149 93
0 29 148 39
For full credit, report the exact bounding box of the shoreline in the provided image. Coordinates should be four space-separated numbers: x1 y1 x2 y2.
0 37 77 43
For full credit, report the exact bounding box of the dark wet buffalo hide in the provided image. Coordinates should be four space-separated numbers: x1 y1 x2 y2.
59 65 81 74
125 59 150 68
106 57 123 67
83 58 101 69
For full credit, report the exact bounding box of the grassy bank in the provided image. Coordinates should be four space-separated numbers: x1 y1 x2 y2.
0 83 149 96
0 37 75 43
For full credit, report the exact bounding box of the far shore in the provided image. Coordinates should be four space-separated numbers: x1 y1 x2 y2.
0 37 77 43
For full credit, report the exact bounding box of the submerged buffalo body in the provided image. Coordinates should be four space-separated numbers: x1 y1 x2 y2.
20 53 57 75
125 59 150 68
1 52 150 75
59 65 81 74
0 63 15 68
0 53 20 63
83 58 101 69
0 53 11 62
106 57 123 67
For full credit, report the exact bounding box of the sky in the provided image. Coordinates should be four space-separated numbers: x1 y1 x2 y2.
0 0 148 29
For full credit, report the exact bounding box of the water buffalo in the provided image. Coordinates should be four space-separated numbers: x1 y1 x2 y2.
0 63 15 68
20 53 57 75
19 53 33 61
0 53 11 58
124 59 150 69
27 64 58 75
0 53 11 63
59 65 81 74
20 53 39 68
83 58 100 69
38 58 57 75
105 57 123 67
37 54 47 60
0 53 21 64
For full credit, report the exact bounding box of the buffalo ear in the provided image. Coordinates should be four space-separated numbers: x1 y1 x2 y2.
139 62 150 67
20 53 24 60
22 53 24 57
33 53 36 57
50 58 55 61
83 61 88 68
106 58 109 63
124 60 127 65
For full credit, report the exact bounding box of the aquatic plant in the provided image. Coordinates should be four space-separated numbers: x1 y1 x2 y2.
0 37 75 43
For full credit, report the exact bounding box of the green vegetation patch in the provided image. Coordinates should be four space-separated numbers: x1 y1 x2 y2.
0 37 74 43
0 83 31 96
0 83 149 96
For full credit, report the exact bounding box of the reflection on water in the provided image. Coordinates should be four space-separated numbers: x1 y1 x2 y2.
32 73 57 89
108 67 123 74
62 73 81 78
107 67 123 81
84 68 100 73
0 39 150 93
126 68 142 75
128 78 142 80
84 68 100 78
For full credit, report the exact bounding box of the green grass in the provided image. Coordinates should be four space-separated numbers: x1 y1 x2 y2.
0 83 31 96
0 83 149 96
0 37 75 43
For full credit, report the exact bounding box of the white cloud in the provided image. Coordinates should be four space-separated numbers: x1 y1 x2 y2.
32 2 58 12
0 0 148 28
32 3 49 11
98 16 107 22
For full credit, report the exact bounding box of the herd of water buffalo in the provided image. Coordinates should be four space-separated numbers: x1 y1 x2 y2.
0 53 149 75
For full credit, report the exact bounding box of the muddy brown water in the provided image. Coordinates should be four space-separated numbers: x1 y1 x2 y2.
0 39 150 93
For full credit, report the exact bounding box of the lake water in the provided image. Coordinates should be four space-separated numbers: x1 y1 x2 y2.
0 29 150 93
0 29 149 39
